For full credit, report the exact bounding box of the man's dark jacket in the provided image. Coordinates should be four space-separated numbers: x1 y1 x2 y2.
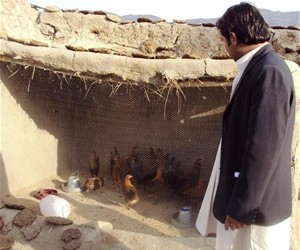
213 44 296 226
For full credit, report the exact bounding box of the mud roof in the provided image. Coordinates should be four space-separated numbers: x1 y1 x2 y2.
0 0 299 86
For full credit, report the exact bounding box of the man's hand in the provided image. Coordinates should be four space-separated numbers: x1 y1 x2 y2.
224 215 246 231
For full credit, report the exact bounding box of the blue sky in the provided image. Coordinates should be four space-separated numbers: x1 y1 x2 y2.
29 0 299 21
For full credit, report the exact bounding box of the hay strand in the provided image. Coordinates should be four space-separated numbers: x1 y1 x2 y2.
84 80 97 99
143 87 151 102
7 64 21 78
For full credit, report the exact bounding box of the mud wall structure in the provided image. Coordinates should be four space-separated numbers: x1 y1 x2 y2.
0 0 299 248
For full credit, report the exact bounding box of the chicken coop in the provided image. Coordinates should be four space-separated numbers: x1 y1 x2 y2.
0 60 229 197
1 1 299 249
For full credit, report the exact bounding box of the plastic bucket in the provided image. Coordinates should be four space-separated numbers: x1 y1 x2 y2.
39 195 71 218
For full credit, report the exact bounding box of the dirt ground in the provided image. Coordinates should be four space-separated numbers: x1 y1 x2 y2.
0 173 215 250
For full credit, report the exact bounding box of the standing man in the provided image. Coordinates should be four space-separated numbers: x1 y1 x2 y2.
196 2 295 249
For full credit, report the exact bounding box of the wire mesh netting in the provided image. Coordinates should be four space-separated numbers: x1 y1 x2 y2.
1 62 231 207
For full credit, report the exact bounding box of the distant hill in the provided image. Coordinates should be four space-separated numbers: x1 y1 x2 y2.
185 9 300 27
259 9 300 27
122 9 300 27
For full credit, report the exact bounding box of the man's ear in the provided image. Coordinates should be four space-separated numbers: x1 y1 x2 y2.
229 32 238 45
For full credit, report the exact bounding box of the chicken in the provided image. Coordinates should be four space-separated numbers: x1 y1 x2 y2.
144 168 164 193
88 150 100 177
110 146 120 178
135 147 159 185
189 158 203 184
85 177 104 192
112 155 127 192
155 148 166 168
120 146 137 179
109 151 115 178
112 146 120 157
162 157 203 194
164 152 171 163
174 158 203 194
126 145 145 185
165 156 175 171
178 178 207 204
144 167 164 204
163 159 184 190
148 147 157 167
128 144 138 160
122 174 139 209
138 148 166 186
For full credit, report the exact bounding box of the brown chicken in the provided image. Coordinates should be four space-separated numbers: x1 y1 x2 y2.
110 146 120 178
168 158 202 194
155 148 166 168
128 144 138 159
148 147 157 167
112 155 127 192
122 174 139 210
144 167 164 204
126 145 138 169
88 150 100 177
136 147 160 184
126 145 146 184
178 178 207 204
85 177 104 192
121 145 139 178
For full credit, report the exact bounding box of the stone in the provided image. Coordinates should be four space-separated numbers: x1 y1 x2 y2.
3 201 25 210
287 26 300 31
202 23 215 27
88 47 112 54
181 53 199 59
26 40 49 47
211 51 230 59
153 19 166 24
65 45 88 52
63 238 81 250
39 23 55 36
0 234 15 250
64 9 79 13
137 17 153 23
132 52 154 59
173 19 187 24
44 6 62 13
61 228 82 242
140 38 157 54
46 216 73 225
79 10 93 15
156 50 177 59
2 222 13 234
21 223 41 241
105 13 121 23
13 209 37 227
93 10 106 15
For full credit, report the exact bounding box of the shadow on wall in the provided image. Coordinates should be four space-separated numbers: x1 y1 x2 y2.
0 153 9 197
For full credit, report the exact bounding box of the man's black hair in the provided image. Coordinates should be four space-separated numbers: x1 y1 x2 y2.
216 2 270 45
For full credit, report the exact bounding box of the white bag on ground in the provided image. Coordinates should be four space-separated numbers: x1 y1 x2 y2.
39 195 71 218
